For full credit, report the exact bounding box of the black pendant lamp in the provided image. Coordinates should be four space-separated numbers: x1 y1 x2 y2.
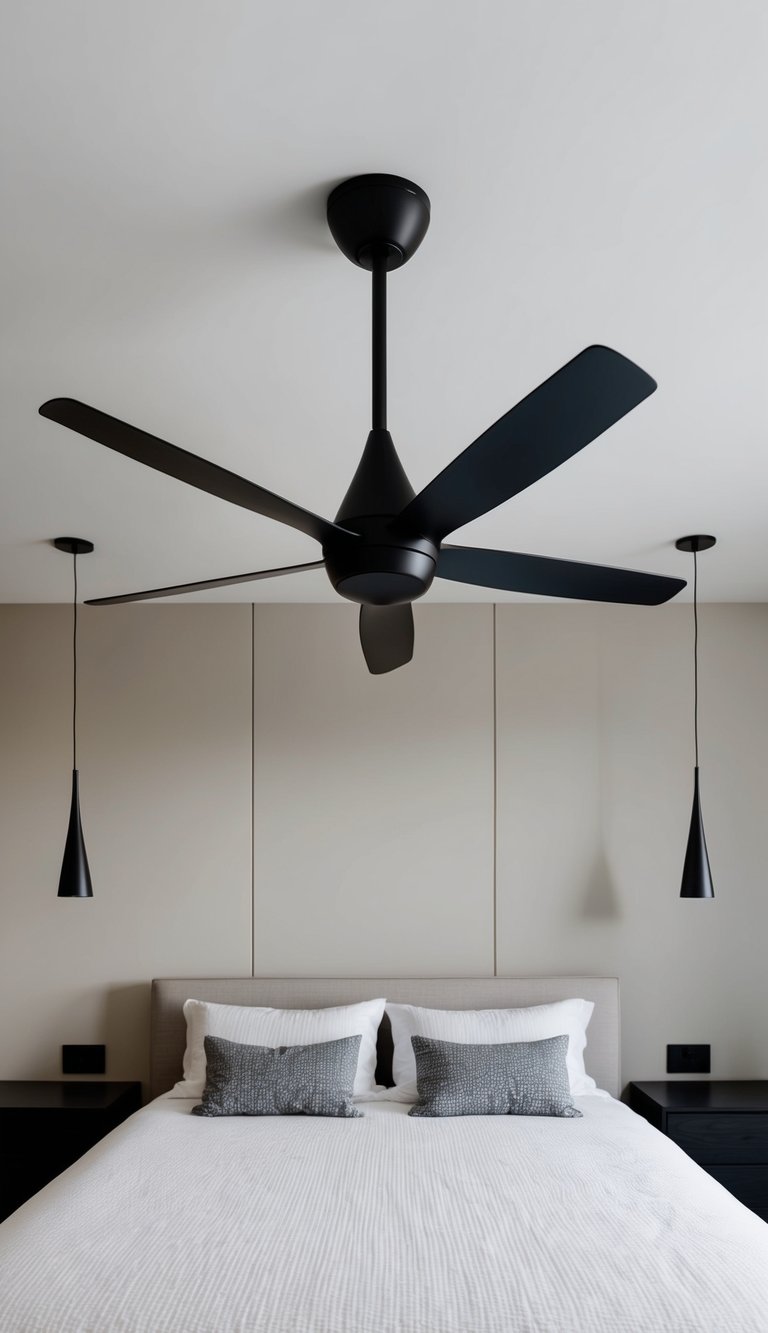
675 534 716 899
54 537 95 898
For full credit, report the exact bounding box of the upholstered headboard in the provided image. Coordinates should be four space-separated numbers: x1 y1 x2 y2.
150 976 620 1100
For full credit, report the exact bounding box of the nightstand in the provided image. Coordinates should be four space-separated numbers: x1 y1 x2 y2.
0 1081 141 1222
629 1081 768 1222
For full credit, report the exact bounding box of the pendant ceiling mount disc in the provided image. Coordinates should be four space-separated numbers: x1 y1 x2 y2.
54 536 95 555
675 535 717 554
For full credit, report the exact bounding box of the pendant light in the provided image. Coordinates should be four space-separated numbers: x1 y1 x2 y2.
675 534 716 899
54 536 94 898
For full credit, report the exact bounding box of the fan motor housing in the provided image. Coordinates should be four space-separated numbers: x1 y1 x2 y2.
324 519 437 606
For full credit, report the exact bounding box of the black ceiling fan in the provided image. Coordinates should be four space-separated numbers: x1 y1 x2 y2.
39 174 685 673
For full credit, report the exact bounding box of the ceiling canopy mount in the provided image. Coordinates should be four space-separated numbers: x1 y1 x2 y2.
326 173 431 271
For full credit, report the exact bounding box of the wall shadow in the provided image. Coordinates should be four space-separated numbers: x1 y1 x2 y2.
576 845 622 921
102 983 152 1102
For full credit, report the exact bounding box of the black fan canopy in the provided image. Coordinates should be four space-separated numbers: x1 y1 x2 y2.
39 174 685 673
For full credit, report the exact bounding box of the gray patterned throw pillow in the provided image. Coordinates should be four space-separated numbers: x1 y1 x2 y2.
192 1033 363 1118
409 1033 582 1118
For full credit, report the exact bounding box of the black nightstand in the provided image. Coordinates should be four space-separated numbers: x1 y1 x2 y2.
0 1081 142 1222
629 1081 768 1222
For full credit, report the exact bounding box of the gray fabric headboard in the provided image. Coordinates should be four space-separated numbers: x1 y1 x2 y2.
150 976 620 1100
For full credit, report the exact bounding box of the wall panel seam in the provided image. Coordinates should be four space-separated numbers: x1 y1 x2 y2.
251 603 255 978
492 603 497 978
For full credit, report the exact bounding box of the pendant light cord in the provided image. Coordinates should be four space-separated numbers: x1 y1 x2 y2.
72 551 78 771
693 548 699 768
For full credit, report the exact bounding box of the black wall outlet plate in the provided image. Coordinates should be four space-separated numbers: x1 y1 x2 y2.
667 1043 710 1074
62 1044 106 1075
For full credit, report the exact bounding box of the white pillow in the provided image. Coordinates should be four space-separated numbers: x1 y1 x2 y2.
386 998 596 1098
170 997 386 1098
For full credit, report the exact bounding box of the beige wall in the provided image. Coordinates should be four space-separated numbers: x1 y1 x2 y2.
0 601 766 1092
0 606 253 1086
495 604 768 1082
252 605 494 977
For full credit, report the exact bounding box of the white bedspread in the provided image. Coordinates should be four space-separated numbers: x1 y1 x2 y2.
1 1092 767 1332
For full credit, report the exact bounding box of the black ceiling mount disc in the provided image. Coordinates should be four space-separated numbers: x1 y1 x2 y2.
675 534 717 553
53 537 95 555
327 174 430 271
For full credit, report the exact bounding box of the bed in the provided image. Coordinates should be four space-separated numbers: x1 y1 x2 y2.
1 976 767 1332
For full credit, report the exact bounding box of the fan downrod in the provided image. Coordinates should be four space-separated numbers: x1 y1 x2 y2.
327 174 431 270
323 173 434 605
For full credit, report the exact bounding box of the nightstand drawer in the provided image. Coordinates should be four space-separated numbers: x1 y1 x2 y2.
705 1166 768 1221
667 1113 768 1164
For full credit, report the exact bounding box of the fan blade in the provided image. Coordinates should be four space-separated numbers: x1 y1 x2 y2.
39 399 356 546
396 346 656 540
86 560 324 605
438 545 685 605
359 604 414 674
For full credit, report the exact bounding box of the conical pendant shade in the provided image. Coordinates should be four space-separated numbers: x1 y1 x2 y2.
57 770 93 898
680 767 714 899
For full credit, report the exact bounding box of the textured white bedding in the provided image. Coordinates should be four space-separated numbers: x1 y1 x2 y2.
1 1091 767 1332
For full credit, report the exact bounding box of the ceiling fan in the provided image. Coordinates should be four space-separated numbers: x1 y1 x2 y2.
39 173 685 674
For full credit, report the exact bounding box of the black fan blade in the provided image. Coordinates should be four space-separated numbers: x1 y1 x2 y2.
86 560 324 605
39 399 356 546
359 604 414 674
396 347 656 540
438 545 685 605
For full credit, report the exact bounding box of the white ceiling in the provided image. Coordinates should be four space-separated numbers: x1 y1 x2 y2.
1 1 767 603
